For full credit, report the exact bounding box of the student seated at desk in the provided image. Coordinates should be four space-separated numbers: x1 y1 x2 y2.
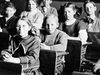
1 17 41 75
40 14 68 51
58 2 88 45
82 1 100 73
0 2 18 36
40 14 68 74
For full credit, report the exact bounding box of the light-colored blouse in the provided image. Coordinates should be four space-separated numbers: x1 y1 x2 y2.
20 9 44 29
86 17 100 32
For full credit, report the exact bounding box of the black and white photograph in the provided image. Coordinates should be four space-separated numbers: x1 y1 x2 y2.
0 0 100 75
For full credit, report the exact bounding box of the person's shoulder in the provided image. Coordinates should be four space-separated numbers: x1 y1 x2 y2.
34 35 40 40
37 8 43 14
80 16 89 23
57 29 67 36
56 29 69 39
35 8 44 18
77 18 86 25
31 35 41 43
22 35 40 47
77 19 87 28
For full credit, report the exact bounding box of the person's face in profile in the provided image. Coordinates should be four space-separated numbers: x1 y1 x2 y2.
28 0 37 11
6 7 16 17
17 20 31 38
85 2 96 15
46 17 58 34
64 7 76 20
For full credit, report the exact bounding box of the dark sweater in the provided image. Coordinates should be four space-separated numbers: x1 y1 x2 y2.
0 15 18 36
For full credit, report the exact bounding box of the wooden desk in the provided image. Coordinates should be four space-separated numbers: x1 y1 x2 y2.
0 32 68 75
65 40 82 72
0 32 9 51
0 60 21 75
86 32 100 61
72 71 97 75
40 49 68 75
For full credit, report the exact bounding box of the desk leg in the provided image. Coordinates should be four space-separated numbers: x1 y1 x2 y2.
79 45 87 71
55 53 65 75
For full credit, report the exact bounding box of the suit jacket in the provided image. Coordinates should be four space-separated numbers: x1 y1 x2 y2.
0 15 18 36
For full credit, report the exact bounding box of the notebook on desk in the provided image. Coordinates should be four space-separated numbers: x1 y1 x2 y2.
87 32 100 45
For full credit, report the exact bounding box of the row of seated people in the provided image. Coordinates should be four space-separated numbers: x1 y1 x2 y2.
0 0 100 75
0 15 90 75
0 28 100 75
0 14 68 75
0 0 100 44
0 13 81 75
0 1 70 75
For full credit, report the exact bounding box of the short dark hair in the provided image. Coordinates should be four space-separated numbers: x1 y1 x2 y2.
5 2 16 9
64 2 77 11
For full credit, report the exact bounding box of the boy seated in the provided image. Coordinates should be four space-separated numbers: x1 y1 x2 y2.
1 17 41 75
40 14 68 51
40 14 68 74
